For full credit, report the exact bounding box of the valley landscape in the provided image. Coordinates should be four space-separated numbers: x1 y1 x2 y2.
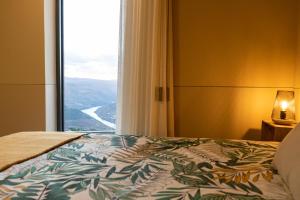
64 78 117 132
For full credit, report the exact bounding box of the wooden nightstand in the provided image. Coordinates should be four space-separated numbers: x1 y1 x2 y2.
261 120 296 141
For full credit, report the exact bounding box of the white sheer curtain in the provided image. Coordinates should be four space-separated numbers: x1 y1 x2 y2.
116 0 174 137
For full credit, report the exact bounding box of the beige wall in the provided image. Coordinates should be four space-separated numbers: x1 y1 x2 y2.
173 0 298 139
0 0 51 136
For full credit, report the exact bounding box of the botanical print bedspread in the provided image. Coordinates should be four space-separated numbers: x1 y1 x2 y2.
0 134 292 200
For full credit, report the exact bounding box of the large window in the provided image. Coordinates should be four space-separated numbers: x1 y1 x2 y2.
59 0 121 132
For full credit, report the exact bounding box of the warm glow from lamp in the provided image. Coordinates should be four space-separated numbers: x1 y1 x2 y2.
272 90 296 125
280 101 289 111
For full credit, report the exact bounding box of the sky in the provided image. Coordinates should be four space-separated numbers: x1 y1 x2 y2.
64 0 120 80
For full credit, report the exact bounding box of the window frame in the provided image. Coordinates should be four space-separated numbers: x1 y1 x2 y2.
56 0 64 131
56 0 118 133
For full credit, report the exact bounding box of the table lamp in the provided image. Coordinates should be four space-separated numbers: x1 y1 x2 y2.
271 90 296 125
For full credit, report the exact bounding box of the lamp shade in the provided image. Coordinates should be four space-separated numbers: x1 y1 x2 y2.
271 90 296 125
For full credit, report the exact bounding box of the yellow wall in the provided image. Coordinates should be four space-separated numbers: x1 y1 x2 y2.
0 0 46 136
295 0 300 121
173 0 298 139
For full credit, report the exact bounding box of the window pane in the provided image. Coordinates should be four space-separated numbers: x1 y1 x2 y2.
63 0 120 132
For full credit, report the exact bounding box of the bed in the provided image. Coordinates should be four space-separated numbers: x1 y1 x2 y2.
0 133 294 200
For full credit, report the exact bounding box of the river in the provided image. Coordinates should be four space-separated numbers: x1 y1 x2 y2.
81 106 116 129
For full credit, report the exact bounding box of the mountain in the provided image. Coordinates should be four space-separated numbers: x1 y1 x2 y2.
64 78 117 110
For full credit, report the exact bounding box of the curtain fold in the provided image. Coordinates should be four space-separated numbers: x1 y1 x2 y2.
116 0 174 137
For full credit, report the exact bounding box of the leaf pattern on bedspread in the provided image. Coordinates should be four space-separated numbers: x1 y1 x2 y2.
0 134 292 200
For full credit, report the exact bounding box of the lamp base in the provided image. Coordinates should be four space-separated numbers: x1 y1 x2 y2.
272 119 296 126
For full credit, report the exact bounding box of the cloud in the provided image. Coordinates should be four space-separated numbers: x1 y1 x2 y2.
65 53 117 65
65 59 118 80
63 0 120 81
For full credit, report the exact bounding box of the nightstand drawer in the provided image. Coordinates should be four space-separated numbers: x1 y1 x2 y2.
261 120 296 141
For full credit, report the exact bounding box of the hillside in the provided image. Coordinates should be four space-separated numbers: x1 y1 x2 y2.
64 78 117 110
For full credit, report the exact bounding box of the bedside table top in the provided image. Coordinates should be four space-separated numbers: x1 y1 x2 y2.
262 120 297 129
